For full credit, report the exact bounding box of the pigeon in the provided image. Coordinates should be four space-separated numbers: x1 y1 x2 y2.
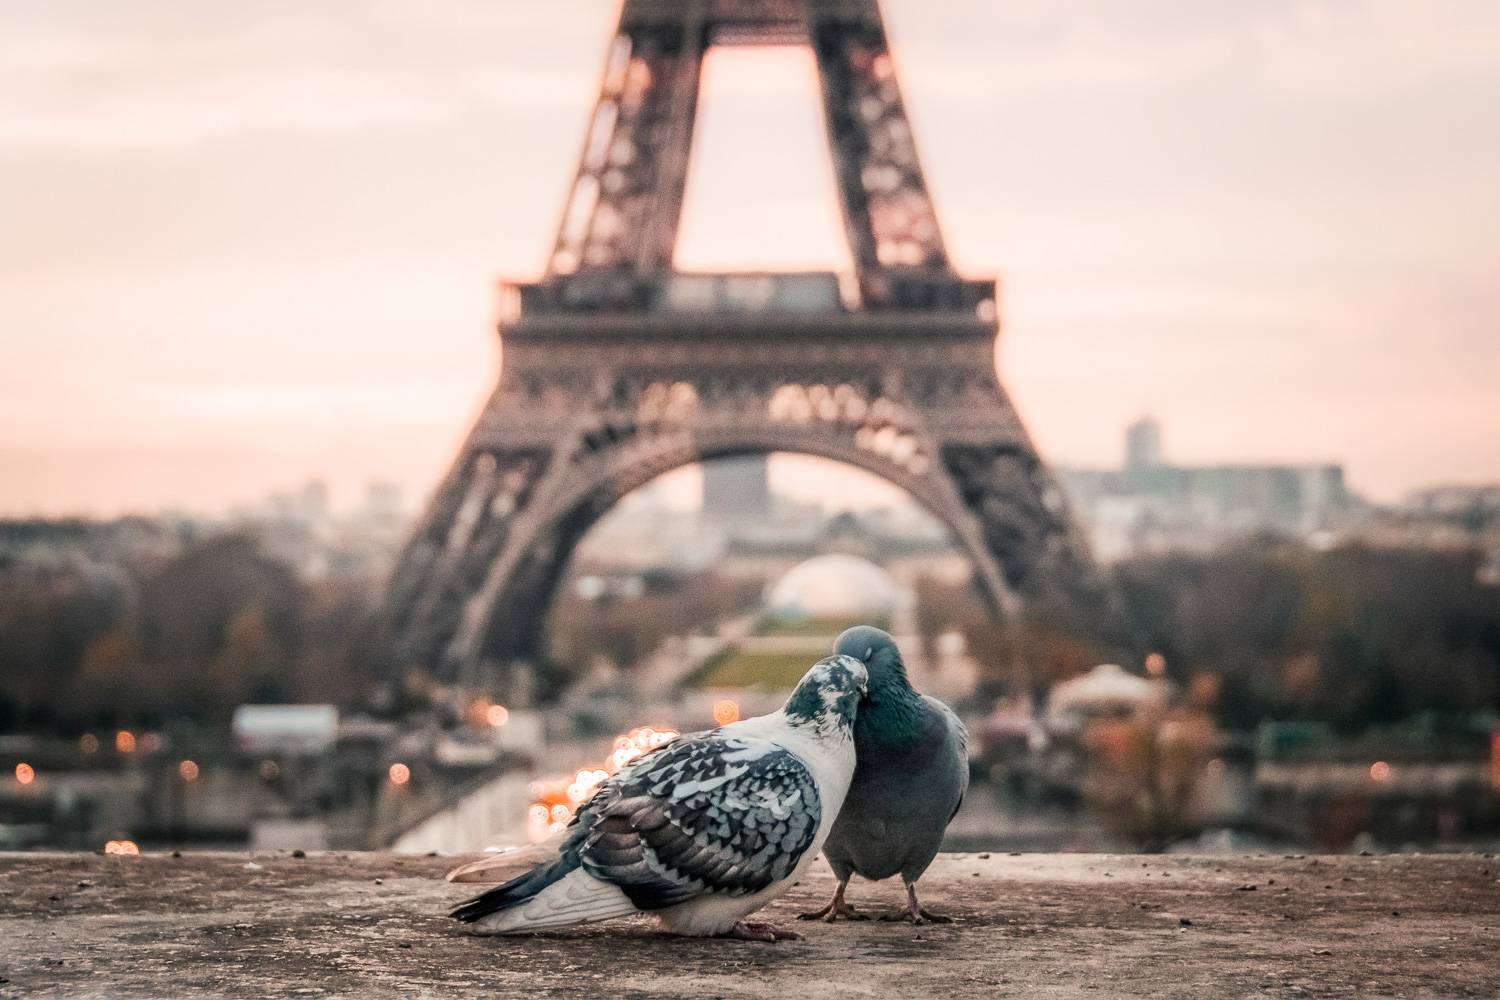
799 625 968 925
449 654 868 940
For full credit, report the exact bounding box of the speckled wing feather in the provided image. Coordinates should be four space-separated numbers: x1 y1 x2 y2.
568 735 821 910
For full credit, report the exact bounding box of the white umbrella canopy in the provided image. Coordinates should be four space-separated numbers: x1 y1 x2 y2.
1048 663 1159 717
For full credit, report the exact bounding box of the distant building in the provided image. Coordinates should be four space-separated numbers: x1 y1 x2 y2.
361 481 406 524
1059 419 1356 561
222 478 412 582
701 455 773 524
575 466 968 590
0 516 192 571
232 704 339 756
1402 484 1500 528
262 480 331 529
766 553 905 620
719 510 969 587
1356 484 1500 574
0 477 415 590
1124 416 1163 473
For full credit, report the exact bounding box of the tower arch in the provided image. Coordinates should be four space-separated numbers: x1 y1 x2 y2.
383 0 1127 692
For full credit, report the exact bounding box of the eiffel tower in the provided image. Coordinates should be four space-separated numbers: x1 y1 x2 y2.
386 0 1120 693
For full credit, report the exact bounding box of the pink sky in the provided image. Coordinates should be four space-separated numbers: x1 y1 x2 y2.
3 0 1499 516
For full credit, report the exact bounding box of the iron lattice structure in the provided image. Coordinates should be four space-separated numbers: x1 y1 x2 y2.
386 0 1122 691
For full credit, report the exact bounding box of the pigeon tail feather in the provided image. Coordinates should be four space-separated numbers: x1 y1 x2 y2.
467 869 638 935
445 829 569 883
449 851 578 923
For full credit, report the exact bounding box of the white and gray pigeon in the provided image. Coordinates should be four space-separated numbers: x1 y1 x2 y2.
449 655 868 940
800 625 968 925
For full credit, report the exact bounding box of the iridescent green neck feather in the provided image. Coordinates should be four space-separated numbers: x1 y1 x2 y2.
860 647 926 744
832 625 926 744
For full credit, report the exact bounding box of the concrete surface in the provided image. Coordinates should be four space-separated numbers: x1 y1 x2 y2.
1 851 1497 998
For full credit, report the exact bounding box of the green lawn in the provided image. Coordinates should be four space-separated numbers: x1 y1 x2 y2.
753 614 890 637
690 649 816 690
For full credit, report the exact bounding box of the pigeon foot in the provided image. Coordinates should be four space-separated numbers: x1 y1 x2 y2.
798 882 866 922
877 884 955 925
877 906 953 925
797 899 867 922
726 921 803 942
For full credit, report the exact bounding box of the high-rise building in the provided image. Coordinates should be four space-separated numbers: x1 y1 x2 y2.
701 455 774 525
1057 420 1356 560
1125 416 1163 472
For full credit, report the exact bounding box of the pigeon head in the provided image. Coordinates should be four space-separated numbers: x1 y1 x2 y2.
833 625 910 698
833 625 926 741
784 654 869 734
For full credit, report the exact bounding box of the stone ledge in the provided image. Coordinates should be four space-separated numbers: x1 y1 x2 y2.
1 852 1497 998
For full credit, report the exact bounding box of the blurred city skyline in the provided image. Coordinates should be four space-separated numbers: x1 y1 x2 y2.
4 0 1499 516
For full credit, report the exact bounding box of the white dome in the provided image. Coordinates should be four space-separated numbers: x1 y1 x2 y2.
1048 663 1158 716
767 554 904 619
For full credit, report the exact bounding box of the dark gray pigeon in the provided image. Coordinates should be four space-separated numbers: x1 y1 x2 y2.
799 625 968 924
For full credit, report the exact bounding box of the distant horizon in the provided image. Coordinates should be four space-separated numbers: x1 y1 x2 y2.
3 426 1487 525
5 1 1499 516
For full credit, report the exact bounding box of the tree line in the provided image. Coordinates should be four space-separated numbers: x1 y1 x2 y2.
0 535 392 731
916 540 1500 732
4 533 1496 735
0 536 764 732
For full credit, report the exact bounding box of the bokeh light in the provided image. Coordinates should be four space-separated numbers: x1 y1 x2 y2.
1369 761 1392 783
179 760 200 782
388 762 411 786
713 700 740 726
79 733 99 754
525 724 680 841
115 730 136 753
104 839 140 856
467 697 511 729
15 762 35 785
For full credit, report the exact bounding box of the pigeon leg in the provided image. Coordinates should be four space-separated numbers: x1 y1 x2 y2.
877 882 954 925
797 879 867 922
727 921 803 942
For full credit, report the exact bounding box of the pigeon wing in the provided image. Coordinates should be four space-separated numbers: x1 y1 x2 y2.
573 735 821 910
925 694 970 821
